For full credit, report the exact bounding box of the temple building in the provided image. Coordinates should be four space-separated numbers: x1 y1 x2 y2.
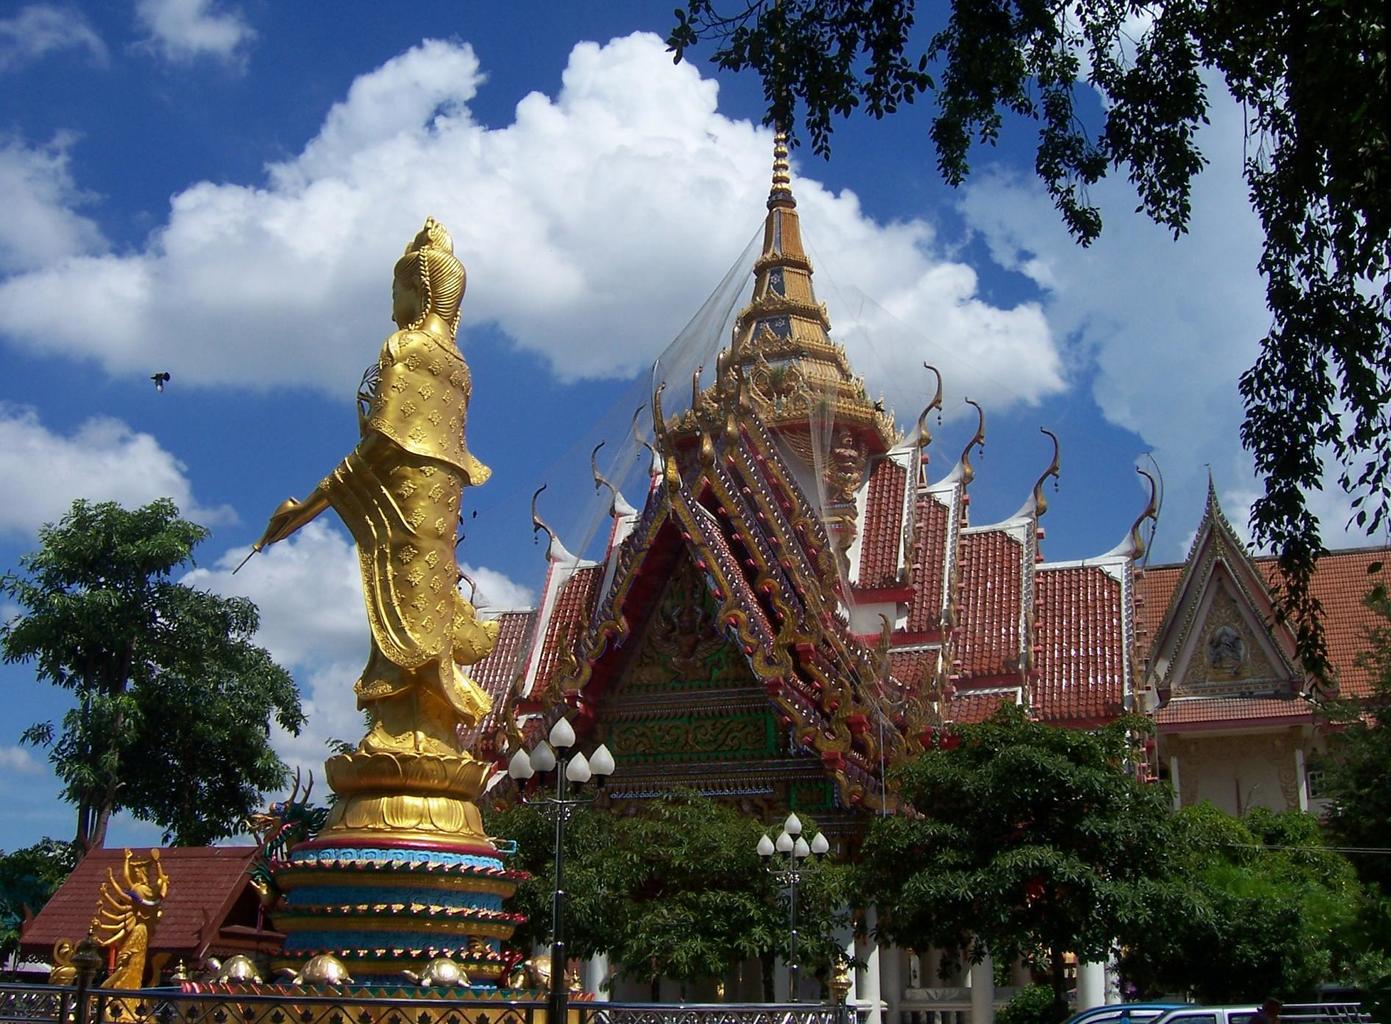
462 137 1389 1017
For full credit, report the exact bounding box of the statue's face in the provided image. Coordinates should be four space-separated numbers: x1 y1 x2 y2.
392 274 423 327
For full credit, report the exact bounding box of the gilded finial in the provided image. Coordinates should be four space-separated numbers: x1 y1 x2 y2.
531 484 574 562
768 128 796 209
692 364 704 410
957 398 986 488
1103 465 1161 561
915 363 944 449
1030 428 1061 519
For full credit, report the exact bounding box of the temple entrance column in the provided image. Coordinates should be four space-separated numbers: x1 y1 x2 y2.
583 953 610 1001
1076 960 1106 1010
880 942 903 1024
968 954 995 1024
861 907 884 1024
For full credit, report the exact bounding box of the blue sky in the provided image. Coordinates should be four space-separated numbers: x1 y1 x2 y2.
0 1 1365 851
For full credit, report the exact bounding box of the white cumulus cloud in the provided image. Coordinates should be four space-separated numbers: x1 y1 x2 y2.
0 32 1061 420
0 135 106 274
957 82 1366 555
0 4 107 71
135 0 253 64
0 745 43 775
0 405 234 537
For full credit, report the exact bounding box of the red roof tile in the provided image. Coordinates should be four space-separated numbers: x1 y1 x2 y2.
945 689 1017 723
905 494 950 633
1155 695 1314 727
1134 565 1181 659
462 609 536 754
1033 566 1126 723
529 565 602 696
954 529 1024 680
857 458 907 588
888 648 935 689
22 847 258 956
1261 548 1389 698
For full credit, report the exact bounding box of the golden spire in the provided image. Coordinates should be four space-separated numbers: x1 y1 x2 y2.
769 128 795 209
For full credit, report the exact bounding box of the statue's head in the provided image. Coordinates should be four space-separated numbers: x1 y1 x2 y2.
393 217 466 332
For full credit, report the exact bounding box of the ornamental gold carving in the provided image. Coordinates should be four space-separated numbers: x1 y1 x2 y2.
1178 585 1281 696
251 219 498 844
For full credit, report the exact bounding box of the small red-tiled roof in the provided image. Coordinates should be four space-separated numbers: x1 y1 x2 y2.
1155 695 1314 728
1261 548 1389 698
945 689 1018 724
954 529 1024 680
857 458 907 589
528 565 603 696
1136 548 1389 698
905 494 951 633
1033 565 1126 723
462 609 536 753
22 847 257 956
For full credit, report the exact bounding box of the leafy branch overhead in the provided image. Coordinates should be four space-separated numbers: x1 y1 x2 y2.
670 0 1390 680
0 498 305 847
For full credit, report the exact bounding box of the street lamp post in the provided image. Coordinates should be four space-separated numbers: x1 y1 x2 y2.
757 813 829 1003
508 718 616 1024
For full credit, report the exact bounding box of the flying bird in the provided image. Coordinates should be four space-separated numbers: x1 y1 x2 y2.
150 372 171 392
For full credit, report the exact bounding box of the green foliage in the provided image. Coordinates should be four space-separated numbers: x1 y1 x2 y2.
0 838 77 962
669 0 1390 680
491 791 847 994
856 705 1180 1010
0 498 305 846
997 984 1066 1024
1122 804 1361 1001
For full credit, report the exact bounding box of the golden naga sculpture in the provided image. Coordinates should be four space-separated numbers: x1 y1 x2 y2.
93 849 170 989
252 218 499 844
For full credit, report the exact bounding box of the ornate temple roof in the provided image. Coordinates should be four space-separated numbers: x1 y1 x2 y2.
480 134 1390 815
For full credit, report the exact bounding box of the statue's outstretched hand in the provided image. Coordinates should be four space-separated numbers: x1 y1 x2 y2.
257 493 328 549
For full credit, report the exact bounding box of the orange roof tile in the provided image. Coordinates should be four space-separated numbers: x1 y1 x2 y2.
888 648 935 692
1033 566 1126 723
945 689 1017 723
905 495 950 633
1134 565 1181 658
1155 695 1314 727
1261 548 1389 698
857 459 907 588
954 529 1024 680
22 847 258 956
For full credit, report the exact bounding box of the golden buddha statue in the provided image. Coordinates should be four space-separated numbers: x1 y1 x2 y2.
254 218 499 843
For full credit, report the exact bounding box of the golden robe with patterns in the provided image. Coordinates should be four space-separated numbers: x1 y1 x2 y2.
321 326 496 738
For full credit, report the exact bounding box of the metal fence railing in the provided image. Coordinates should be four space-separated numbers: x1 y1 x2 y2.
0 985 846 1024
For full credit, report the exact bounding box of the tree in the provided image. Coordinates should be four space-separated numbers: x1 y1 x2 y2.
1121 804 1361 1002
1 498 305 847
855 705 1184 1014
0 838 77 964
491 791 848 999
668 0 1389 680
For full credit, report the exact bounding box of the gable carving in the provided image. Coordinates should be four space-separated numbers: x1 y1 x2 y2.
1176 584 1282 695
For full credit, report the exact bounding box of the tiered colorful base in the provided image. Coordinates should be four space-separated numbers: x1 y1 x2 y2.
267 750 528 985
269 838 527 983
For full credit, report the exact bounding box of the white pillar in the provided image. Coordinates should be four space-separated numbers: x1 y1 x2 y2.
1077 961 1105 1010
1169 755 1182 809
968 955 995 1024
1295 746 1309 811
583 953 610 1001
1105 955 1122 1005
838 924 861 1005
881 944 903 1024
862 906 884 1024
1010 958 1033 989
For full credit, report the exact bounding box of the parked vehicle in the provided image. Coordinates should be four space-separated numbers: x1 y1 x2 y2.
1149 1004 1374 1024
1064 1004 1189 1024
